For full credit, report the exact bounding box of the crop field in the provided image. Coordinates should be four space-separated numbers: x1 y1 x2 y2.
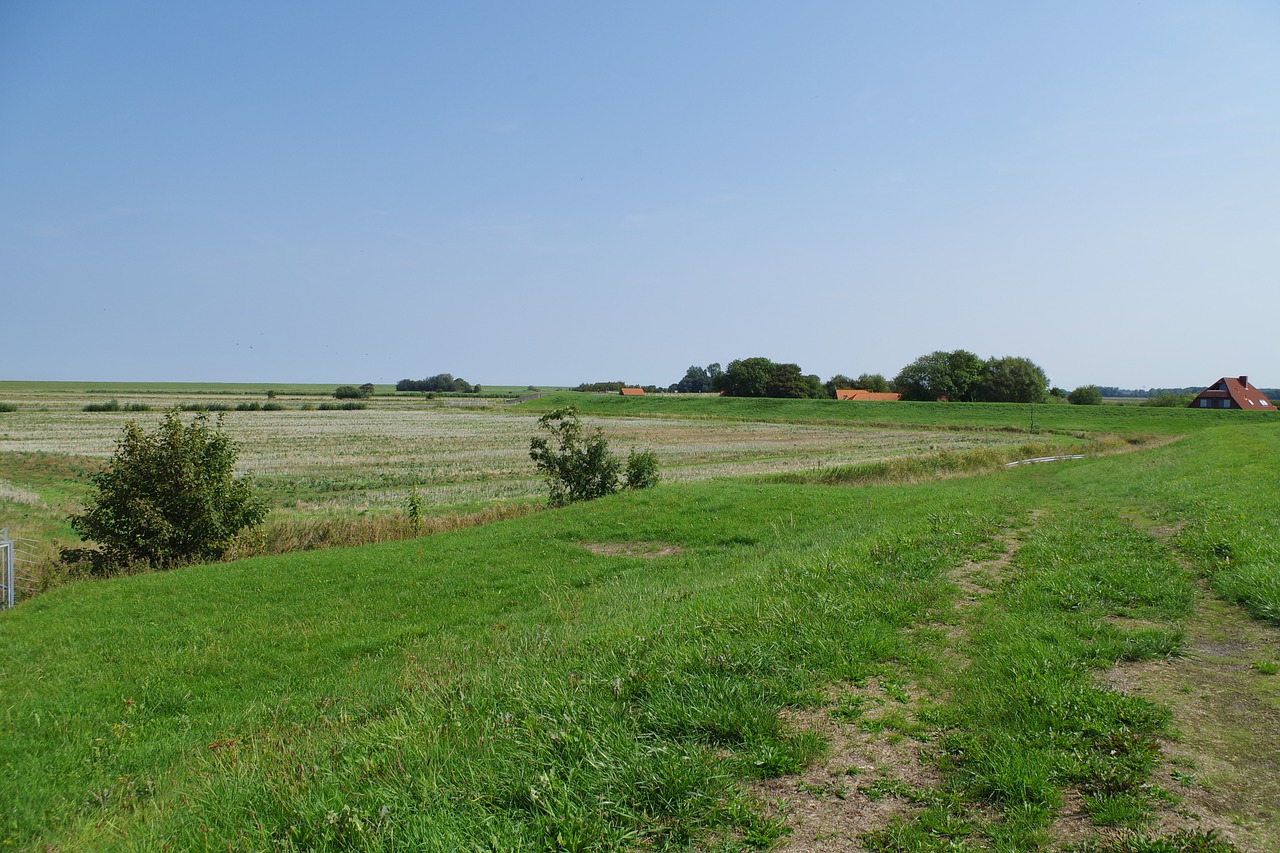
1 385 1278 852
0 387 1062 560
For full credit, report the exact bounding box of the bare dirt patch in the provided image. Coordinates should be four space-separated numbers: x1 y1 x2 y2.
579 541 684 558
1097 594 1280 853
752 680 940 851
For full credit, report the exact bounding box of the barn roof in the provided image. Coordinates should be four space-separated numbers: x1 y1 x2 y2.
836 389 902 402
620 387 645 396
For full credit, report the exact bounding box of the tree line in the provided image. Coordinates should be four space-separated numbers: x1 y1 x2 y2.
643 351 1059 403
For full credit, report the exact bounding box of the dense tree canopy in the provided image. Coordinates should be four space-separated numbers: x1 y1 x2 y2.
892 350 986 401
714 357 825 399
977 356 1049 403
397 374 474 393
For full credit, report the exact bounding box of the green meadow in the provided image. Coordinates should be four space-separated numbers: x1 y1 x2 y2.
1 391 1278 851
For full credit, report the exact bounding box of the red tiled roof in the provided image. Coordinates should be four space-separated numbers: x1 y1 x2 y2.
836 389 902 402
1190 376 1274 410
620 387 645 396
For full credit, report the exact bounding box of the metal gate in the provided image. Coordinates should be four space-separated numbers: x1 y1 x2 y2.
0 528 38 609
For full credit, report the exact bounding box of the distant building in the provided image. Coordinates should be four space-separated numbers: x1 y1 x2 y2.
1190 376 1274 410
836 389 902 402
620 387 645 396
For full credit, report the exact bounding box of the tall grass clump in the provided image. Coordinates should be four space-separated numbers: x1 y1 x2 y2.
0 402 17 412
317 401 367 410
226 503 536 558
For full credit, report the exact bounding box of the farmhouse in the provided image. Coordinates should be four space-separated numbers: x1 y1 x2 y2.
620 387 645 396
1189 376 1273 410
836 389 903 402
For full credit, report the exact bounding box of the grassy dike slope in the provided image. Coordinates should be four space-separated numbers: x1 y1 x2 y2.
1 418 1277 850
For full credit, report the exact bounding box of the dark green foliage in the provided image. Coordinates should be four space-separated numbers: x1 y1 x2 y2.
529 407 658 506
893 349 986 401
574 380 626 393
333 385 373 400
83 399 150 413
62 411 267 573
977 355 1049 403
179 402 231 412
855 372 890 393
261 402 285 411
1070 385 1104 405
317 401 367 410
715 357 827 398
0 402 18 412
234 402 261 411
624 449 660 490
397 374 474 393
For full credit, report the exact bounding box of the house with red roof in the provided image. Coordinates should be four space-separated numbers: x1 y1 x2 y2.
1189 376 1274 411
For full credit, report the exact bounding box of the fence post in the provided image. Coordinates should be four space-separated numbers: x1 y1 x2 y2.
1 529 13 610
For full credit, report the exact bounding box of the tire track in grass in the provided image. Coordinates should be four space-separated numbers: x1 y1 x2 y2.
754 513 1042 851
1096 525 1280 853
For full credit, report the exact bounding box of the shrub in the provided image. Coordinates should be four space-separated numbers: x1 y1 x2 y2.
529 407 658 506
235 402 262 411
333 385 366 400
262 402 285 411
0 402 17 413
1068 385 1103 406
318 401 367 411
624 449 660 490
61 411 267 573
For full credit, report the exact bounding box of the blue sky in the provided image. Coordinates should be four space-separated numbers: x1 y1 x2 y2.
2 1 1277 388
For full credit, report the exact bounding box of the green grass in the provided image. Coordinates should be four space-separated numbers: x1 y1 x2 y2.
2 406 1277 849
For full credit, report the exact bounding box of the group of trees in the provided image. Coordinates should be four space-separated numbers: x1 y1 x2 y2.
665 351 1059 404
396 374 478 394
892 351 1049 403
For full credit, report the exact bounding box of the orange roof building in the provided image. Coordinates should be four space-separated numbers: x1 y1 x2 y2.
1190 376 1273 411
620 387 645 396
836 389 902 402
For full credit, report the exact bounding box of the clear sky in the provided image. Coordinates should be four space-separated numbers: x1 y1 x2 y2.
2 1 1277 389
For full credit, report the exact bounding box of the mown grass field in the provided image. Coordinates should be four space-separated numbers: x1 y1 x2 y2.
1 387 1278 851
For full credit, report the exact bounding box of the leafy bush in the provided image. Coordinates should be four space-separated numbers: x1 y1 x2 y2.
61 411 267 573
235 402 262 411
529 407 659 506
0 402 17 413
1068 385 1104 405
318 401 367 411
262 402 285 411
624 449 660 490
333 385 369 400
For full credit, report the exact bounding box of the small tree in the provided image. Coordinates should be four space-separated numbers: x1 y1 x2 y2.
529 408 658 506
334 385 364 399
63 411 268 573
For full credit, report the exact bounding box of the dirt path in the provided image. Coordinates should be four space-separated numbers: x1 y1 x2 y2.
1100 592 1280 853
756 512 1280 851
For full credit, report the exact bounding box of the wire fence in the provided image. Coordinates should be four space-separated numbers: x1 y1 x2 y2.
0 528 40 609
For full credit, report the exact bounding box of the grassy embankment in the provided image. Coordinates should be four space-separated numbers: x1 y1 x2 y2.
1 397 1277 850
